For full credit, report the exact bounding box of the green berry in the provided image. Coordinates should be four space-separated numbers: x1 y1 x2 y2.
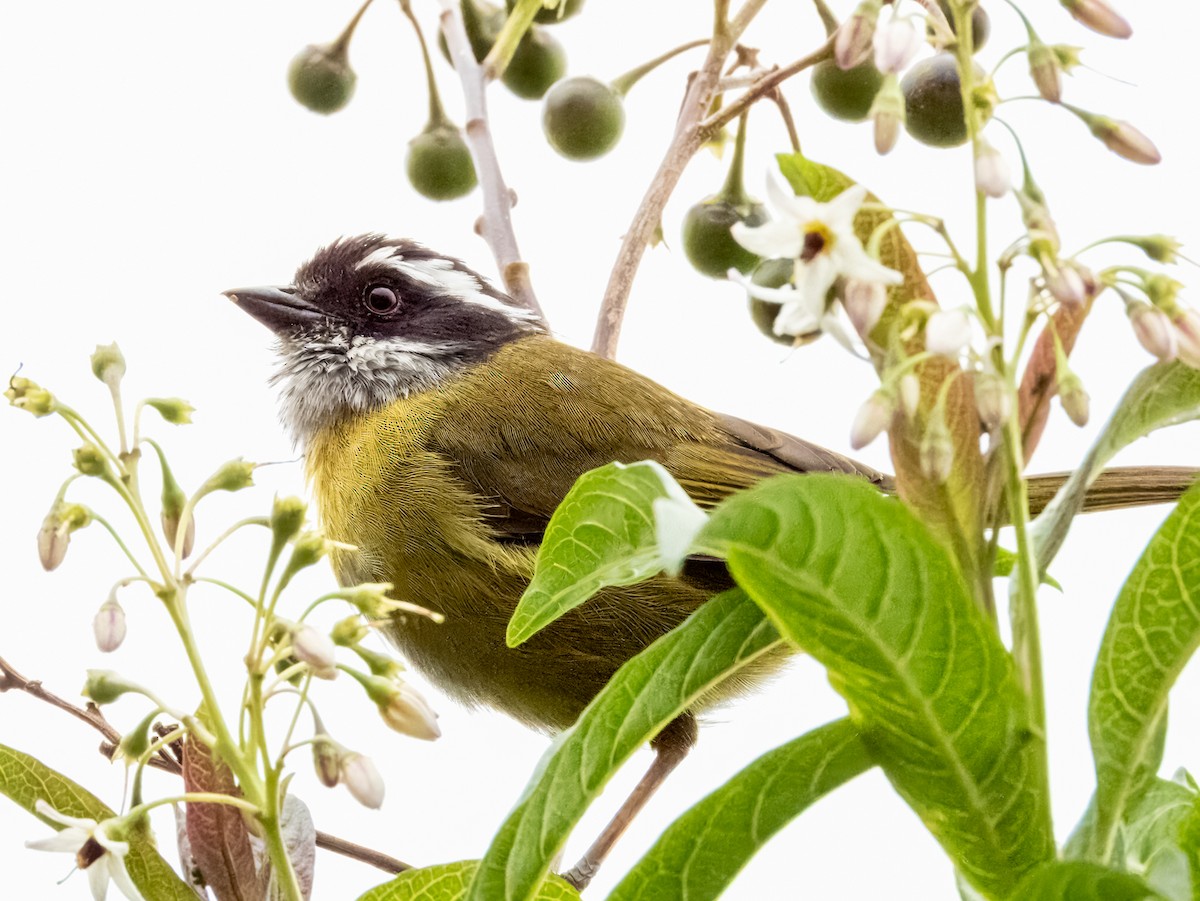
502 26 566 99
901 53 986 148
937 1 990 53
542 76 625 160
747 259 795 344
406 126 478 200
811 59 884 123
288 43 356 114
681 197 767 279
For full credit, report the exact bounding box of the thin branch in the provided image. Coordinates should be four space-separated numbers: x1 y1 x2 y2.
436 0 546 326
768 88 801 152
591 0 773 358
1 653 411 876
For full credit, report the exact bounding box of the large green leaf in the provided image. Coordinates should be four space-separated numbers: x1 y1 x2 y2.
507 460 689 647
357 861 578 901
608 718 873 900
1033 362 1200 569
466 589 783 901
1005 860 1161 900
1089 480 1200 862
0 742 197 901
1121 776 1200 901
697 474 1054 897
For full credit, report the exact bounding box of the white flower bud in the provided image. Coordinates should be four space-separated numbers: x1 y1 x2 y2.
93 599 127 653
340 753 385 809
1061 0 1132 39
850 390 894 450
869 75 905 155
1172 308 1200 369
974 371 1013 431
872 14 923 75
37 503 91 571
369 679 440 740
924 310 972 357
1058 372 1091 426
1043 262 1088 306
835 1 879 69
919 410 954 483
1127 302 1178 362
899 373 922 420
974 142 1012 198
292 625 338 680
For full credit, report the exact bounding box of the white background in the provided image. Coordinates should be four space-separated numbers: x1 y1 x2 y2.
1 1 1198 898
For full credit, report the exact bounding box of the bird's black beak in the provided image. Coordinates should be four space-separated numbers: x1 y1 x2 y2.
223 285 323 334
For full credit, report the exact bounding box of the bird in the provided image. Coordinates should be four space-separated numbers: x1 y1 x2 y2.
225 233 1193 887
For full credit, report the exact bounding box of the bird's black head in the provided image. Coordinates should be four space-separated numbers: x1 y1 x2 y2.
225 234 544 444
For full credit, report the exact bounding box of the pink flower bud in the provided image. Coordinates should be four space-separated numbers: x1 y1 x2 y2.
93 600 127 653
292 625 338 680
873 15 923 75
1127 302 1177 362
925 310 972 357
1061 0 1132 39
919 410 954 483
850 390 894 450
974 142 1012 198
340 753 385 809
1043 262 1088 306
1028 41 1062 103
842 279 887 337
313 736 341 788
869 75 905 156
835 1 879 70
1173 308 1200 369
1088 116 1161 165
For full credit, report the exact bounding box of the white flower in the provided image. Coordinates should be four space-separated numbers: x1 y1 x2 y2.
873 13 923 75
340 753 386 809
732 183 903 339
924 310 972 357
26 800 146 901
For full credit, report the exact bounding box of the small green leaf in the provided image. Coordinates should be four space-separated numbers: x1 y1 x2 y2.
1122 777 1200 901
608 718 873 900
358 861 578 901
468 590 783 901
1034 362 1200 569
0 743 196 901
508 461 691 647
1005 860 1161 900
1089 480 1200 863
994 548 1062 591
698 474 1054 897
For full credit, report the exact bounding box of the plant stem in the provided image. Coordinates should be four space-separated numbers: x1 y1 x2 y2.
610 39 711 97
482 0 540 81
398 0 449 127
718 112 751 204
261 769 305 901
329 0 376 55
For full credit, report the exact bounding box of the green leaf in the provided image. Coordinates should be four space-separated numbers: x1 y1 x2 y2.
1034 362 1200 569
698 474 1054 897
1122 777 1200 901
1089 480 1200 863
1005 860 1161 900
358 861 578 901
608 718 873 900
994 548 1062 591
507 461 690 647
0 742 196 901
467 589 783 901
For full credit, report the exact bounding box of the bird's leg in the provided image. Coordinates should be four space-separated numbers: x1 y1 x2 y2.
562 713 697 891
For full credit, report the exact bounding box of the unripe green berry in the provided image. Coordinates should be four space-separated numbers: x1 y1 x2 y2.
288 43 356 115
406 126 478 201
681 198 767 279
542 77 625 161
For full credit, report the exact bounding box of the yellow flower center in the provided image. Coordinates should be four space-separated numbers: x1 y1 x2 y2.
800 222 834 262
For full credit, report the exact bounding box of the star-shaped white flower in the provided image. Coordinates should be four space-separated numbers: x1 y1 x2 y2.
731 182 903 338
26 800 146 901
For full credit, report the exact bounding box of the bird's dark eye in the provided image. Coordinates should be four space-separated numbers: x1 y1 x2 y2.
363 285 400 314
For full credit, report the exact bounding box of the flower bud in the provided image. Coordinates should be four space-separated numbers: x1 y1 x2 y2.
1084 114 1160 165
850 390 894 450
340 752 385 809
144 397 195 425
313 735 341 788
292 624 338 680
1053 44 1084 72
1127 302 1178 362
924 310 972 357
73 444 114 480
365 678 440 740
353 645 405 680
117 710 159 763
872 14 923 75
835 0 880 70
1061 0 1131 39
82 669 141 705
1143 274 1183 309
286 531 329 573
869 74 905 155
90 343 126 389
37 502 91 571
974 141 1012 198
1042 261 1088 306
331 615 370 647
842 279 887 338
919 408 954 483
899 373 922 420
5 376 57 417
974 371 1012 431
93 599 127 653
1124 234 1183 264
1172 308 1200 369
201 458 256 493
1058 371 1090 426
271 495 308 545
1028 40 1062 103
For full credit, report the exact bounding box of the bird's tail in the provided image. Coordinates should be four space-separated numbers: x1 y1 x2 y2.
1026 466 1198 516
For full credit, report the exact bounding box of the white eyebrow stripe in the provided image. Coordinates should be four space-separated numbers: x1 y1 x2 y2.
357 251 537 320
354 246 404 270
